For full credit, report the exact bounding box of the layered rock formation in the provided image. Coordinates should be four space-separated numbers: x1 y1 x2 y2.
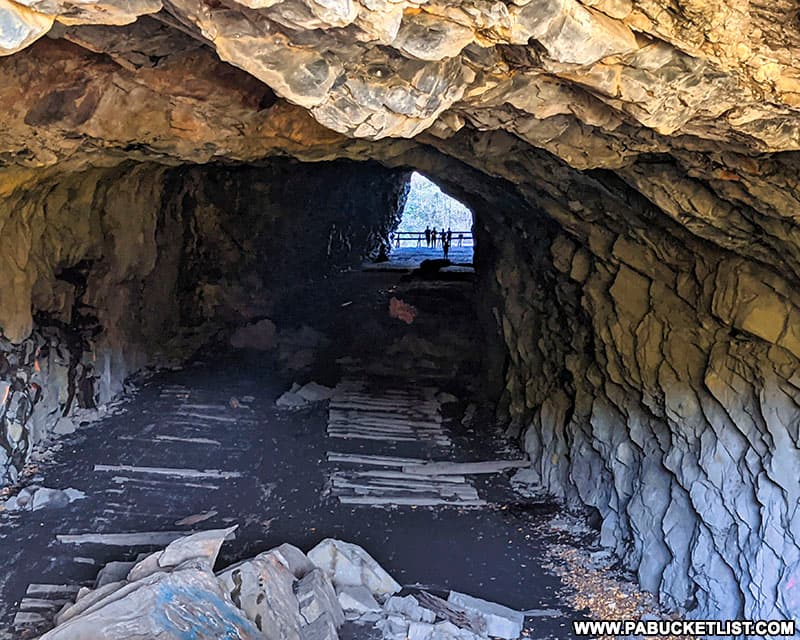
0 0 799 627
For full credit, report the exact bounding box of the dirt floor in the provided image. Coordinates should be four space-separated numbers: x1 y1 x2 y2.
0 247 624 639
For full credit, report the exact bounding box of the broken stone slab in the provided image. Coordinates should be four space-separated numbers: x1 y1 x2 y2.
406 621 485 640
377 614 410 639
407 620 480 640
384 595 435 623
337 585 382 616
297 382 334 402
355 610 383 624
230 318 277 351
446 591 524 639
218 550 306 640
407 621 435 640
94 561 136 589
510 468 545 499
307 539 401 599
432 620 483 640
414 592 486 636
5 486 85 512
1 485 36 511
277 391 310 408
296 567 345 627
127 526 238 581
159 526 237 570
273 542 317 579
300 610 338 640
40 568 263 639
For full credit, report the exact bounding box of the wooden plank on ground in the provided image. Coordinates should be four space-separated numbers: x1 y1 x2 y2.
402 460 530 476
327 453 426 467
56 529 235 546
337 496 486 507
94 465 240 479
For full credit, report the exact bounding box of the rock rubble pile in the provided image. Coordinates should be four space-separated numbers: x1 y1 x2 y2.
36 529 527 640
2 485 85 512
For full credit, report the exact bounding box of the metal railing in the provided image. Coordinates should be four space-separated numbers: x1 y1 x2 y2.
391 230 473 248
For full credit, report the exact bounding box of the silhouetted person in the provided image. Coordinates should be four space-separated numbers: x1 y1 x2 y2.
458 232 464 246
424 226 431 247
431 227 438 248
395 233 401 248
442 238 450 259
447 227 453 244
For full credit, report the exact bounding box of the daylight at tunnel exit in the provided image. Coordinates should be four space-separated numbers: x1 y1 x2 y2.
0 2 799 639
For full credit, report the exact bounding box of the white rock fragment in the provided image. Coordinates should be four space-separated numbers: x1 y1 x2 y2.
308 538 401 598
408 621 436 640
296 567 345 628
273 542 316 578
338 585 382 615
377 614 409 639
5 486 87 512
276 391 309 408
217 549 306 640
384 594 435 622
297 382 334 402
447 591 524 639
94 560 136 588
300 610 338 640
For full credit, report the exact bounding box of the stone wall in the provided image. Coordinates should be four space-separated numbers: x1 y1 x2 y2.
470 153 800 622
169 160 408 330
0 162 177 483
0 159 408 486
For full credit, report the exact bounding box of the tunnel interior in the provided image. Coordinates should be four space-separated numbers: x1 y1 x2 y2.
1 3 800 636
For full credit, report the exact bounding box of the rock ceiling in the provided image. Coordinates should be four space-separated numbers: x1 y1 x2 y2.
1 0 800 281
3 0 800 163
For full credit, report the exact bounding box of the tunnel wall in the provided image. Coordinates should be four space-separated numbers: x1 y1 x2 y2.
0 159 408 486
168 160 408 330
471 156 800 622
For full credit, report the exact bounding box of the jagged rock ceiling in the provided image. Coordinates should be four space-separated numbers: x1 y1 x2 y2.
0 0 798 283
2 0 800 168
2 0 800 283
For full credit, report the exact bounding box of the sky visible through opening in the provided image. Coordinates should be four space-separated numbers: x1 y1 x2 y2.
397 172 473 232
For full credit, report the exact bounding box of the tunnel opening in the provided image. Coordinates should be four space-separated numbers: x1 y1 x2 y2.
392 171 474 256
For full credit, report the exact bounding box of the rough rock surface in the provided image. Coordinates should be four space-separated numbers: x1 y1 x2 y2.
0 159 406 486
0 0 799 626
468 155 800 623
